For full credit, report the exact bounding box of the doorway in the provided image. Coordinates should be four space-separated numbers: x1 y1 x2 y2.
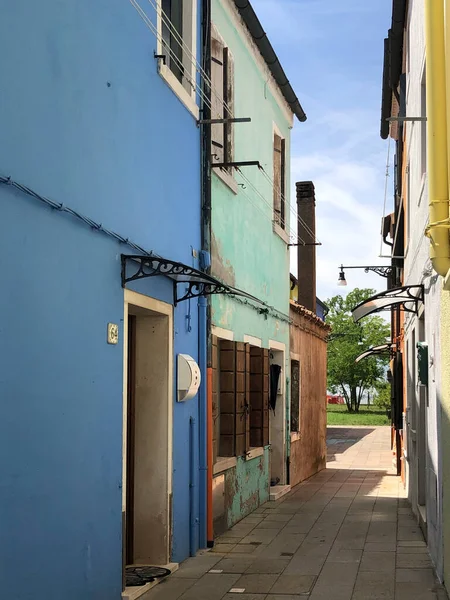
417 314 427 516
122 290 173 574
269 342 286 486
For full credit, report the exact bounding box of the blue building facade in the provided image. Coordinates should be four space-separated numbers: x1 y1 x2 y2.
0 1 209 598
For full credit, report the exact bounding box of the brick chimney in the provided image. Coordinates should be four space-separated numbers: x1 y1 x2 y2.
296 181 316 313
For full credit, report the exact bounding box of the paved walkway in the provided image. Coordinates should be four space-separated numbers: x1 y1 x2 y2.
142 426 447 600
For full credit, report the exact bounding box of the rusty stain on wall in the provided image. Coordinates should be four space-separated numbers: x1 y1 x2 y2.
211 232 236 287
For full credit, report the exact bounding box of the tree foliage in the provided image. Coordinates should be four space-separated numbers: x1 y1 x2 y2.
374 381 391 412
326 288 391 413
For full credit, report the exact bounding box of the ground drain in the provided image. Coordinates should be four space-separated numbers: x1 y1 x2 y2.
125 566 171 587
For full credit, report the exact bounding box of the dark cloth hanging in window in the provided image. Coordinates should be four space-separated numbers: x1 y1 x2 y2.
269 364 282 413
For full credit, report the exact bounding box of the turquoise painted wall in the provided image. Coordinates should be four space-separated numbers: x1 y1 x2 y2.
210 0 292 345
224 449 270 527
211 0 295 529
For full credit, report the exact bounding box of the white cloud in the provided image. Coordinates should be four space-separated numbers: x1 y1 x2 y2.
289 151 392 303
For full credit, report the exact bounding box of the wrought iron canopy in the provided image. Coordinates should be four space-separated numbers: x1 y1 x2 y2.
355 343 394 363
352 285 424 323
121 254 265 306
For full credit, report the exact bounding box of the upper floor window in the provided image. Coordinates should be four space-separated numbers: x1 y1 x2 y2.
211 25 234 173
157 0 198 117
273 132 286 229
161 0 184 83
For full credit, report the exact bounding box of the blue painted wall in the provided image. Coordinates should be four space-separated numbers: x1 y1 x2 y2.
0 1 203 598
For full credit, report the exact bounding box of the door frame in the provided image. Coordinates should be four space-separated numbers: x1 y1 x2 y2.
122 289 174 566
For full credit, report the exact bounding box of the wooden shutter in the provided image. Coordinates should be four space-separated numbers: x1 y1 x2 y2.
262 349 270 446
223 47 234 169
249 347 270 447
280 138 286 229
219 340 236 456
235 342 249 456
212 335 219 463
273 134 283 226
290 360 300 432
211 28 225 164
244 343 251 452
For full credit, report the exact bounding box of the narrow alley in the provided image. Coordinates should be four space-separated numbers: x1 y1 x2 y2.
141 427 447 600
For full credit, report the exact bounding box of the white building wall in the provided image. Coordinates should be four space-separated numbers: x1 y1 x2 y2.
403 0 443 578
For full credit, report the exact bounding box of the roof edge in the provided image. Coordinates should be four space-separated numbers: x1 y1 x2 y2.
233 0 307 122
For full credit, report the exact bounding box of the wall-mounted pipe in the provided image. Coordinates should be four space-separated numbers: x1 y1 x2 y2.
425 0 450 277
189 416 198 556
207 367 214 546
198 297 208 549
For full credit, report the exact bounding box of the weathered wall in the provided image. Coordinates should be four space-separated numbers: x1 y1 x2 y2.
209 0 294 532
441 289 450 590
402 0 443 578
289 302 329 486
210 0 292 334
0 1 203 597
224 450 270 528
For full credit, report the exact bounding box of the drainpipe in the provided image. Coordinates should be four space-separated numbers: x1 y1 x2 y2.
189 416 198 556
425 0 450 277
200 0 214 548
198 296 208 549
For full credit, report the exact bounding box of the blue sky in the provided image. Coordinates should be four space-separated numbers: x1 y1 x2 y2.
252 0 393 303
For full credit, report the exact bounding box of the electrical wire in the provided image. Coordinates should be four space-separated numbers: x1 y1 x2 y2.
0 174 152 255
144 0 234 118
236 168 307 245
1 173 302 323
130 0 233 119
233 172 297 242
258 166 320 243
129 0 214 115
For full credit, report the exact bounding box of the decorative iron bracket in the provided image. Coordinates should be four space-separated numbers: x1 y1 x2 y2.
176 281 240 304
121 254 265 306
341 265 394 278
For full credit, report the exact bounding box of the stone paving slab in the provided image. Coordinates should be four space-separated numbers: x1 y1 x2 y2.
142 427 448 600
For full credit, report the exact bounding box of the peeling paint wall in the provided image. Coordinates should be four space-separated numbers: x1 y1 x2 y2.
289 304 329 486
210 0 293 531
224 450 270 528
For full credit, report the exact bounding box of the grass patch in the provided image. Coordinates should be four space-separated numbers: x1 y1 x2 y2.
327 404 390 426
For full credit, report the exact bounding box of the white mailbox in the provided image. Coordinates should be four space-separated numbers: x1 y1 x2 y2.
177 354 201 402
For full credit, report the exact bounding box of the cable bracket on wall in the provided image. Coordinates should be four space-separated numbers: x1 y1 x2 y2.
211 160 261 169
197 117 251 126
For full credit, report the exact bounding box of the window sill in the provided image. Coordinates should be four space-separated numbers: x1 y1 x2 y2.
273 221 289 245
158 63 199 120
245 447 264 461
213 456 237 475
213 167 238 195
290 432 301 442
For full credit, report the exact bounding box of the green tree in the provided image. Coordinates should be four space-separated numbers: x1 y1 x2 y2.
374 381 391 413
326 288 391 413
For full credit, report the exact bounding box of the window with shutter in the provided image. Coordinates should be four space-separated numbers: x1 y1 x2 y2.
290 360 300 432
161 0 184 83
273 133 286 229
219 340 236 457
211 26 234 172
216 340 251 458
249 347 270 448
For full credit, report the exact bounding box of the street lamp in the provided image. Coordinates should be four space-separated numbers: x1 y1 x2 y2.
338 265 347 286
337 264 393 286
